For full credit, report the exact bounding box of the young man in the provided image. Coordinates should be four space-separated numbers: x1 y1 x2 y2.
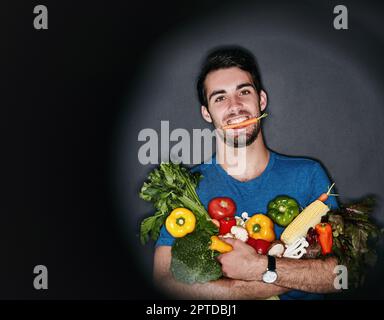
153 46 339 300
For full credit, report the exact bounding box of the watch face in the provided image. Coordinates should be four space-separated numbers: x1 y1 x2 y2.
263 270 278 284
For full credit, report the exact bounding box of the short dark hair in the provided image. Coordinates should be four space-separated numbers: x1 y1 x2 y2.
197 45 263 107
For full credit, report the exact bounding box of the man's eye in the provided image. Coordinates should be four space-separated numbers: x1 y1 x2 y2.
240 89 251 95
215 96 226 103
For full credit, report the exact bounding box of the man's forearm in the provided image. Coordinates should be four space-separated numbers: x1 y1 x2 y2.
275 256 339 293
156 275 289 300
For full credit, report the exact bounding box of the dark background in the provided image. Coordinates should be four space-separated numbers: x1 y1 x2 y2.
1 0 384 300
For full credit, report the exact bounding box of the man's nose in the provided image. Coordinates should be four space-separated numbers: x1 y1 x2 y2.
228 95 243 112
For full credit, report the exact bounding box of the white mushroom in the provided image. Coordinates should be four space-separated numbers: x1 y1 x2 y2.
268 241 285 258
235 216 246 227
230 226 249 242
283 237 309 259
241 212 250 221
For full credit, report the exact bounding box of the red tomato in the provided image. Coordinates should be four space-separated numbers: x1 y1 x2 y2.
219 217 237 235
208 197 236 220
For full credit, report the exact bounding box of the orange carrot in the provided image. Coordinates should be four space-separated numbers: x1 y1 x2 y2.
318 193 329 202
317 183 337 202
222 113 268 130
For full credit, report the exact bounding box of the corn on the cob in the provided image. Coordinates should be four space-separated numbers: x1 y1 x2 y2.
281 200 329 245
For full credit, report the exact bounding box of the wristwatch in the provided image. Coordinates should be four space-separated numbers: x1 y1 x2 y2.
262 255 278 284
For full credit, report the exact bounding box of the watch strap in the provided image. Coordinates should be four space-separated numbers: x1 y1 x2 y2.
267 255 276 272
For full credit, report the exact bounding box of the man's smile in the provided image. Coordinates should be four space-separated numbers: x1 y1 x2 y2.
225 115 250 125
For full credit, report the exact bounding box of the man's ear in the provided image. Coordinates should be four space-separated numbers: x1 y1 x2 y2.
259 90 268 112
201 105 213 123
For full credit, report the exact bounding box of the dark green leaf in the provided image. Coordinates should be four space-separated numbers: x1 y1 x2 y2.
140 215 158 244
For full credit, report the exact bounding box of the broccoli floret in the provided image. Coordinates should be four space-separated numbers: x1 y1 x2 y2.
170 230 222 284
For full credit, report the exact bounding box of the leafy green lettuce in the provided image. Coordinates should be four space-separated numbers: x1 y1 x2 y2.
139 162 217 244
327 197 382 288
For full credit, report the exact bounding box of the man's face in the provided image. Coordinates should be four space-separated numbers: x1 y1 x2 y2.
201 67 267 147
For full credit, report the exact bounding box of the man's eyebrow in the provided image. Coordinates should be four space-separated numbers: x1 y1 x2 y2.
236 82 256 90
208 89 226 102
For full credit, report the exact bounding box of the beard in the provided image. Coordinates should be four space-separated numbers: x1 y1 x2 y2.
211 110 261 148
223 122 260 148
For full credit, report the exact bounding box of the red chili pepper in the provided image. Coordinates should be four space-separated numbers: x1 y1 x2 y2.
219 217 237 235
315 223 333 255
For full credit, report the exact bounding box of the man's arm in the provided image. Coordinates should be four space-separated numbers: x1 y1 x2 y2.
218 238 340 294
153 246 290 300
274 255 339 293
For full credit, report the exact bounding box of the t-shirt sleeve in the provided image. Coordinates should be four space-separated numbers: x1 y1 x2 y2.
308 162 339 210
155 224 175 247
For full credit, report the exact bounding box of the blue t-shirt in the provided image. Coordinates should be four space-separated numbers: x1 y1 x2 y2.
156 150 338 300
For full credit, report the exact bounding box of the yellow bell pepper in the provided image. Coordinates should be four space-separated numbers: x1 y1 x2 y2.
209 236 233 253
165 208 196 238
246 214 275 242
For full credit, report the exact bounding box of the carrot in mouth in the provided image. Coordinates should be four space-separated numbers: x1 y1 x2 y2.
222 113 268 130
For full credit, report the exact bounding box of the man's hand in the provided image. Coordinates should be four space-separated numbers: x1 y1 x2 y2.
216 238 267 281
